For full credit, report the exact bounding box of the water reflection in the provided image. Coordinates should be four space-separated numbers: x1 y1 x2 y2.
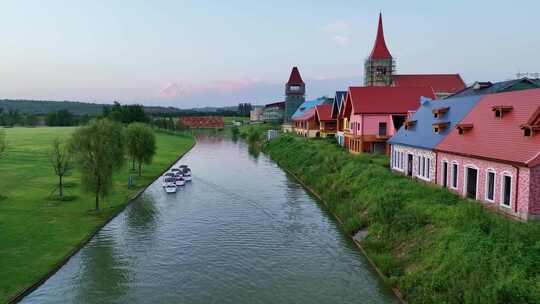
22 135 397 304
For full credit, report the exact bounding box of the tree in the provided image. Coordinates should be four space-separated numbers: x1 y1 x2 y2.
70 119 125 210
124 123 156 176
49 137 72 197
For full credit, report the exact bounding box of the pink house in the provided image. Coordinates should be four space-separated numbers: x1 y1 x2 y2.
340 86 436 154
435 88 540 220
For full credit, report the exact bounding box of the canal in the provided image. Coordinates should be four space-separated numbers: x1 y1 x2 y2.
22 134 397 303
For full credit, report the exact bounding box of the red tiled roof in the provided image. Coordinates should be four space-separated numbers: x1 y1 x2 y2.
436 88 540 167
292 107 316 122
369 13 392 60
346 86 436 114
287 66 304 85
315 104 333 121
179 116 224 128
393 74 466 94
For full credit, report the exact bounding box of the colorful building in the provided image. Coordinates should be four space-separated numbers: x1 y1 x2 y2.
314 104 336 137
434 89 540 220
340 86 436 154
179 116 224 129
388 95 484 182
364 13 465 97
284 67 306 124
292 97 332 137
332 91 347 146
449 77 540 98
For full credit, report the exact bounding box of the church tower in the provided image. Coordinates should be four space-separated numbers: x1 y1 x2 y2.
364 13 395 86
284 66 305 123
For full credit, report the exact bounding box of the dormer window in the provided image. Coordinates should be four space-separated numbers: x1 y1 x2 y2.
432 122 449 134
492 106 513 118
456 123 474 135
404 119 417 130
432 107 449 119
520 124 540 137
473 81 493 90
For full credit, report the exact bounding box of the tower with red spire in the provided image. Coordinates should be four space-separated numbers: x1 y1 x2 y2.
364 13 395 86
284 66 305 123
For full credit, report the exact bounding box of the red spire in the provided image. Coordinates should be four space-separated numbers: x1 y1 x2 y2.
369 13 392 60
287 66 304 85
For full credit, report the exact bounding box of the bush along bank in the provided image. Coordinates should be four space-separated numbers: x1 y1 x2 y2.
264 134 540 304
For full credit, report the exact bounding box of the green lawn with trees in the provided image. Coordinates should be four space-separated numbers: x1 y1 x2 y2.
0 126 194 303
264 134 540 304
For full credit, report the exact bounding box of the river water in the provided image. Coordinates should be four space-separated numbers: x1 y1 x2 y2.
22 134 397 304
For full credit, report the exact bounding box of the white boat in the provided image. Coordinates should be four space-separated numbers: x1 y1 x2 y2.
182 169 192 181
162 176 176 188
175 175 185 186
171 168 181 174
164 183 177 193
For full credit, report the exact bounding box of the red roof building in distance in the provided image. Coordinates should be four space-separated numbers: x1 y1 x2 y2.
314 104 336 137
179 116 224 129
435 88 540 220
341 86 436 154
393 74 466 99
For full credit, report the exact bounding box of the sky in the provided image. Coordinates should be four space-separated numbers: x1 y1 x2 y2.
1 0 539 108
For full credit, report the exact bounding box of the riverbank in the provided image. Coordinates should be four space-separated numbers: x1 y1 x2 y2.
264 134 540 304
0 127 195 303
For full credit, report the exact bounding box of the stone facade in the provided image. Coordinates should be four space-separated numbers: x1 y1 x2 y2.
390 144 436 183
436 152 539 220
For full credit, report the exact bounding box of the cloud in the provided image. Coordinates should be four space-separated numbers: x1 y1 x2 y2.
323 21 353 46
157 78 263 99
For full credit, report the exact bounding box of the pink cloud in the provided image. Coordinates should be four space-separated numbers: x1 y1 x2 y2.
158 78 262 98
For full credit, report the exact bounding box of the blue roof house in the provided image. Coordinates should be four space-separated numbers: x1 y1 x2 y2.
292 97 331 120
387 95 483 183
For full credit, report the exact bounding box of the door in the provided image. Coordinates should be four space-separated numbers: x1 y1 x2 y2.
373 142 385 154
442 162 448 188
466 168 478 199
407 154 413 176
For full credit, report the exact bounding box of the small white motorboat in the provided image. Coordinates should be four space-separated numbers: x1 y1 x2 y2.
162 176 175 188
164 183 177 193
171 168 181 174
182 168 192 181
175 175 185 186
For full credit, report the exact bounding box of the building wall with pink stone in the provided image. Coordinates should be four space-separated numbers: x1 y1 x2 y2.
529 166 540 216
349 114 395 136
436 152 535 219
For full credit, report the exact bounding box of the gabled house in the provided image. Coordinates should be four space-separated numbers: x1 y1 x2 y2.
435 88 540 220
388 95 483 182
449 77 540 98
292 97 331 137
262 101 285 123
392 74 466 99
332 91 347 146
341 86 436 154
314 104 336 137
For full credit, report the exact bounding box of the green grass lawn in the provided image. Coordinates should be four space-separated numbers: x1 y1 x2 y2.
0 127 194 303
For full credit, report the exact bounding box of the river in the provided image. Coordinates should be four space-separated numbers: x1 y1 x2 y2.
21 134 397 304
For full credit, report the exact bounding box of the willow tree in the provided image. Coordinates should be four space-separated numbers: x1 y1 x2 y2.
70 119 124 210
124 123 156 176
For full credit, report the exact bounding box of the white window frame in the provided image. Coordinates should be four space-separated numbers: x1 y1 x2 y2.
484 169 496 203
392 148 404 172
500 172 513 209
463 164 480 200
451 161 459 190
416 156 432 182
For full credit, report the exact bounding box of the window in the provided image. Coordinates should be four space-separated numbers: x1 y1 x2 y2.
379 122 387 136
442 161 448 188
452 163 458 188
502 174 512 207
426 158 430 179
417 156 421 175
485 171 495 202
524 128 532 137
415 156 431 180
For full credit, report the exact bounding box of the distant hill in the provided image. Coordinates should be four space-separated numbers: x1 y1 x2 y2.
0 99 236 116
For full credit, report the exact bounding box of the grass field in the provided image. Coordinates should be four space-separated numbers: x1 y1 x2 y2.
265 135 540 304
0 127 194 303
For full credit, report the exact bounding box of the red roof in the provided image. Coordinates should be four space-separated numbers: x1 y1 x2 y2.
292 107 316 122
179 116 224 128
393 74 466 94
287 66 304 85
346 86 436 114
369 13 392 60
436 88 540 167
315 104 333 121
